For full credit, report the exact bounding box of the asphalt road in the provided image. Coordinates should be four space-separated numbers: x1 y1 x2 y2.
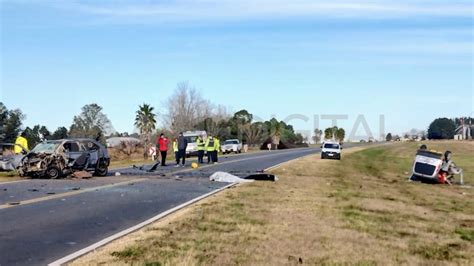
0 147 320 266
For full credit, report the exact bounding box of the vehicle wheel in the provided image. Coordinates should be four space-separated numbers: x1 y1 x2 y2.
321 154 325 159
238 149 241 154
46 166 61 179
95 166 108 177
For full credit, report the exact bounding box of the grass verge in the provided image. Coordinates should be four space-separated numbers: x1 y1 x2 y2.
72 141 473 265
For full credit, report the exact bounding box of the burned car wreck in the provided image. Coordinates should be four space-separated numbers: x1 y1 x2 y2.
19 138 110 179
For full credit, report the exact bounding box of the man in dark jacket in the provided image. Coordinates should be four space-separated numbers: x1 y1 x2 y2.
176 132 188 167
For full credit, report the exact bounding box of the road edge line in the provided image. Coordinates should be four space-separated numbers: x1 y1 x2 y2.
48 182 236 266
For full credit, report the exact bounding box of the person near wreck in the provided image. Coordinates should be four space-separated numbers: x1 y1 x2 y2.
175 132 188 167
439 151 464 185
14 131 29 154
205 135 217 164
157 133 170 166
196 135 205 164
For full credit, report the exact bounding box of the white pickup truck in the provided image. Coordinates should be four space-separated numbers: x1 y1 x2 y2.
221 139 242 154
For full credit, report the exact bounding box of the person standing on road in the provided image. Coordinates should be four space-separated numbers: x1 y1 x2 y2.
176 132 188 167
14 131 29 154
214 137 220 163
173 137 179 163
158 133 170 166
196 135 205 164
205 135 216 164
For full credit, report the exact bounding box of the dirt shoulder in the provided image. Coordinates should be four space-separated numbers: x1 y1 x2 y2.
71 141 473 265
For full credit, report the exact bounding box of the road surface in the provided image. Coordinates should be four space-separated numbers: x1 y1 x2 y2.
0 147 320 266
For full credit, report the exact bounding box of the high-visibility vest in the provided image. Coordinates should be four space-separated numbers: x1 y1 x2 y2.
205 138 215 152
197 138 205 151
14 136 28 154
215 138 220 152
173 141 178 152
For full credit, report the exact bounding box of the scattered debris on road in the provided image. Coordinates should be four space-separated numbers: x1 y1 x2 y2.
72 171 93 179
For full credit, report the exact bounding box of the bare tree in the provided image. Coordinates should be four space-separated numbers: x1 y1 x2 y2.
163 82 230 133
163 82 209 133
312 128 322 143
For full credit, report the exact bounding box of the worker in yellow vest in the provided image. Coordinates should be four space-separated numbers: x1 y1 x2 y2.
214 137 220 163
14 132 29 154
196 135 205 164
172 138 179 165
205 135 216 164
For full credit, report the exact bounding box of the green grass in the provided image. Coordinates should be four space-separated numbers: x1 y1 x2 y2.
72 142 474 265
455 227 474 242
111 246 147 260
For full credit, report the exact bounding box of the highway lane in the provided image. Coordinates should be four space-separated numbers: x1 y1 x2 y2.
0 148 320 266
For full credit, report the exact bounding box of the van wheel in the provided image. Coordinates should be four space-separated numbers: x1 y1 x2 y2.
46 166 61 179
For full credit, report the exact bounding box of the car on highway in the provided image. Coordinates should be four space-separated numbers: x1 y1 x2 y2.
321 141 342 160
19 138 110 179
221 139 243 154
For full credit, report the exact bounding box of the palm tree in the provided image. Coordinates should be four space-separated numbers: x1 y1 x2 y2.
135 104 157 159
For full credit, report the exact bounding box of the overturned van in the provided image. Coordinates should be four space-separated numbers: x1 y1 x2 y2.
19 138 110 179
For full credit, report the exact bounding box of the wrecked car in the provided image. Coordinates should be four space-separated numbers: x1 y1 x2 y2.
18 138 110 179
0 143 27 171
410 149 463 185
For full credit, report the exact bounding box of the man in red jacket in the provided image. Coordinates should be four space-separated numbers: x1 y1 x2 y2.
157 133 170 166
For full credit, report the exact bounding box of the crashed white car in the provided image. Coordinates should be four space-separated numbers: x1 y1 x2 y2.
0 143 27 171
221 139 242 154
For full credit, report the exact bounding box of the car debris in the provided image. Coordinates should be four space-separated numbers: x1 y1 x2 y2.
132 162 160 172
0 143 27 171
72 170 93 179
18 138 110 179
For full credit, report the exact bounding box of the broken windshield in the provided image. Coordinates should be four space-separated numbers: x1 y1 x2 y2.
31 142 59 154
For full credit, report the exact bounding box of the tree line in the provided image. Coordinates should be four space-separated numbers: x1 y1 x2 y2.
1 82 305 149
385 117 471 141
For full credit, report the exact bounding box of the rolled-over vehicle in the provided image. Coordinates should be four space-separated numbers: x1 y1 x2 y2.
19 138 110 179
0 143 27 171
411 150 443 183
221 139 242 154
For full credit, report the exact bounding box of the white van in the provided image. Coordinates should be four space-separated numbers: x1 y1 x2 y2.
321 141 342 160
183 131 207 156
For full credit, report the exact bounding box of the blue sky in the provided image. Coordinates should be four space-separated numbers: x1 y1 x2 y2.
1 0 472 139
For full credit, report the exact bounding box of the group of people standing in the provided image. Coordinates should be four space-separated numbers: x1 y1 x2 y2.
155 133 221 167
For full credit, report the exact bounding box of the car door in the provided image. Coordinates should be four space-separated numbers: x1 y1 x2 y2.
63 141 87 169
81 140 100 170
